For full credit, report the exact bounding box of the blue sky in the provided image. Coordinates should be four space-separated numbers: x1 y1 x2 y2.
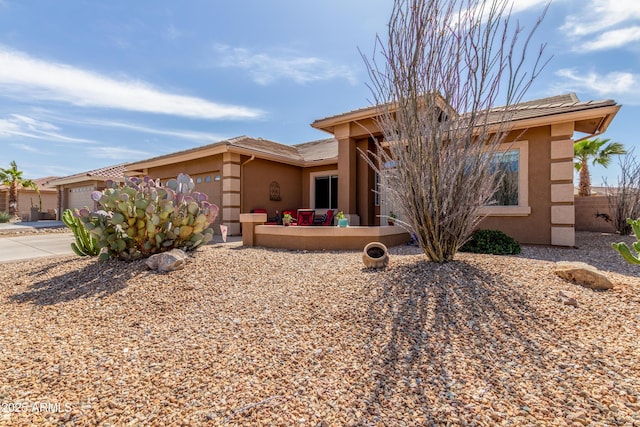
0 0 639 186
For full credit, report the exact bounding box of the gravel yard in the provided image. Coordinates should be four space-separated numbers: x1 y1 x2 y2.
1 232 639 426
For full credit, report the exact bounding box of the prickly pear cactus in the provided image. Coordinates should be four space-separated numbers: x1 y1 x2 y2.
612 218 640 265
62 208 99 256
79 174 219 260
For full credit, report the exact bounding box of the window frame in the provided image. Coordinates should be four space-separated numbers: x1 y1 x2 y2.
309 170 339 210
479 140 531 216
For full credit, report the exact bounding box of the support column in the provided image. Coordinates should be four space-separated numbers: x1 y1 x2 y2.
336 123 360 225
550 122 575 246
222 152 241 235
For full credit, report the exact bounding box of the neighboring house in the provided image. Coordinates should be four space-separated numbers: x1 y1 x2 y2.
125 92 620 246
49 164 127 217
0 176 58 221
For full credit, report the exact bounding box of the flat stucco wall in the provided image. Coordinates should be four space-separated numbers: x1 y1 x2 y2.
146 156 223 180
242 157 303 216
15 190 57 219
574 195 616 233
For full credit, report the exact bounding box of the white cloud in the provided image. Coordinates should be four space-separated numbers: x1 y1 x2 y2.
213 44 357 86
561 1 640 38
79 119 226 143
581 26 640 51
0 114 95 143
0 45 263 120
508 0 550 14
88 146 150 161
553 68 640 102
9 142 38 153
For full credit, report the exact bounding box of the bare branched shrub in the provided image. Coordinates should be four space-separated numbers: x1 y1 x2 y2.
605 150 640 235
362 0 548 262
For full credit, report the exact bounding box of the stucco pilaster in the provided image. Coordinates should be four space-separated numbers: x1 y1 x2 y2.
222 152 241 235
336 123 358 222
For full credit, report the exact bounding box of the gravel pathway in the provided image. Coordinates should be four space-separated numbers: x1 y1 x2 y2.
1 232 639 426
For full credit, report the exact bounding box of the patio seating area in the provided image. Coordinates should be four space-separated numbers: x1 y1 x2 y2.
251 208 335 227
240 212 411 250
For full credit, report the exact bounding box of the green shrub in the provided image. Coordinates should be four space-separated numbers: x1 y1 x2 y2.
78 174 219 261
460 229 521 255
62 209 99 256
0 211 10 223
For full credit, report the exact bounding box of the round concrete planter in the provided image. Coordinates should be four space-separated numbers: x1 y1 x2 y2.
362 242 389 269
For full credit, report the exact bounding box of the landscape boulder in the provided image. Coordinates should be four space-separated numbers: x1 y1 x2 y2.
553 261 613 290
146 249 188 272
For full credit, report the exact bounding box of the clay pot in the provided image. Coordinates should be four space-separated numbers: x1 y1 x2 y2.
363 242 389 269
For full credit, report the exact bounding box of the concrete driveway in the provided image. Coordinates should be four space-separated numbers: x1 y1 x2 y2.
0 232 242 263
0 233 76 263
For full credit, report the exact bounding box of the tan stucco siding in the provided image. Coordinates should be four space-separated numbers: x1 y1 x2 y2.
241 158 303 215
14 190 57 219
356 138 376 226
145 156 223 182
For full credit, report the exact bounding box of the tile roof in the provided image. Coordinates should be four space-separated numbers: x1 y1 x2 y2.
294 138 338 162
312 92 617 131
229 136 304 161
125 135 338 170
0 176 59 192
484 94 617 125
49 163 128 186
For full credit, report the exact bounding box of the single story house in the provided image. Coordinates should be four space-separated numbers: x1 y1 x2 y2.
49 163 127 217
123 92 620 246
0 176 58 221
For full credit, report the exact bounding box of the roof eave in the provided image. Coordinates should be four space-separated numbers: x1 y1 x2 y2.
485 104 621 135
49 175 125 186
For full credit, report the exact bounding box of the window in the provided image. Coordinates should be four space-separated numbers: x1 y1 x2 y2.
479 140 530 216
205 176 212 183
313 175 338 209
196 177 202 184
490 150 519 206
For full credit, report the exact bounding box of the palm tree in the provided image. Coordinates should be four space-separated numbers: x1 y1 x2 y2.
0 161 39 219
574 138 626 197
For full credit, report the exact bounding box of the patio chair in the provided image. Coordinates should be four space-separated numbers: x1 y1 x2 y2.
297 209 315 226
313 209 334 226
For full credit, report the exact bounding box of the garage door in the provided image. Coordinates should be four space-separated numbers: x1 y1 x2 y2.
68 186 96 211
192 172 222 230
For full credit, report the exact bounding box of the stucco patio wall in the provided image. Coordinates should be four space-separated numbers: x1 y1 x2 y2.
240 213 411 251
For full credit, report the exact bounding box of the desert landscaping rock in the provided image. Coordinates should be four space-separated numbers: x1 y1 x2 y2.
557 290 578 307
554 261 615 290
0 232 638 425
145 248 188 272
